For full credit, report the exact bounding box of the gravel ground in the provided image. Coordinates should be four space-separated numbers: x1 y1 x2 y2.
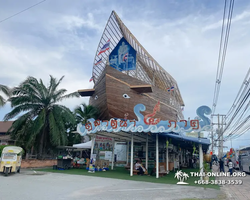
0 169 222 200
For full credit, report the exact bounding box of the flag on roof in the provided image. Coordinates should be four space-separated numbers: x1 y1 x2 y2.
167 86 174 92
89 76 94 82
95 58 102 65
123 53 128 62
98 39 110 55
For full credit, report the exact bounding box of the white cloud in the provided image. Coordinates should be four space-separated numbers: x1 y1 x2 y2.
202 10 250 32
1 0 250 150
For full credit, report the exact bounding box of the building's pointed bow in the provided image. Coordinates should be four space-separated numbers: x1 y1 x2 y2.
92 11 185 111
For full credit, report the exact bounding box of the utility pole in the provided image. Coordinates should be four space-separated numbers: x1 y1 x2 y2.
211 128 214 154
218 114 220 157
211 114 226 158
210 115 214 154
219 115 225 158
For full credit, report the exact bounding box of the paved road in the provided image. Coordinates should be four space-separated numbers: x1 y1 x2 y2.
0 169 221 200
213 164 250 200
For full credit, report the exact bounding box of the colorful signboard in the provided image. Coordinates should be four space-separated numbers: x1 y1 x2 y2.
77 103 212 136
94 135 113 151
109 37 136 71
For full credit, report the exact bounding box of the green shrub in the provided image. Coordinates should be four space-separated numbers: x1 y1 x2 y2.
0 145 9 156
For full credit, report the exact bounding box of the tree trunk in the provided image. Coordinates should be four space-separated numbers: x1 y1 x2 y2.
39 132 44 159
25 152 29 160
44 129 47 155
31 146 34 155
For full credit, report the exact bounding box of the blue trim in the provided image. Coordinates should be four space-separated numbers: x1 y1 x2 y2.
162 132 210 145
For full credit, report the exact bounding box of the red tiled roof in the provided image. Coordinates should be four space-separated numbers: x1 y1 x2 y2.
0 121 13 133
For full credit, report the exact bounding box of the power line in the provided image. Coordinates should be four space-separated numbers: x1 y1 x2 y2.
220 68 250 141
0 0 46 24
210 0 235 155
211 0 235 114
225 68 250 119
212 0 228 114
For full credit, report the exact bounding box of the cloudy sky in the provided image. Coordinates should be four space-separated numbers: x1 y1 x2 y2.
0 0 250 150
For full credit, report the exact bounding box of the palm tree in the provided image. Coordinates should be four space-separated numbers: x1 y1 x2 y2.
174 170 183 182
74 103 100 141
182 172 189 182
75 103 100 124
65 121 81 146
0 84 11 107
4 75 80 157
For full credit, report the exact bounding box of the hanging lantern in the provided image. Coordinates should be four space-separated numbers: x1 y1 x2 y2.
193 144 196 155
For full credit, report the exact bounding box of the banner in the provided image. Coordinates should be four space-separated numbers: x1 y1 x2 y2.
88 164 95 173
94 135 113 151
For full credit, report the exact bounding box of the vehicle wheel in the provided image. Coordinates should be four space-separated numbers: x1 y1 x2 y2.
17 167 21 173
4 167 9 176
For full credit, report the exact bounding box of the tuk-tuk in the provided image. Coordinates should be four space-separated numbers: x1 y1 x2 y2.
0 146 23 176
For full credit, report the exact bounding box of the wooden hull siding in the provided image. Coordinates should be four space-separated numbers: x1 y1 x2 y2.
89 66 182 121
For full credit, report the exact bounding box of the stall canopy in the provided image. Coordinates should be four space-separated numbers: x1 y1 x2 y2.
162 132 210 152
73 140 92 149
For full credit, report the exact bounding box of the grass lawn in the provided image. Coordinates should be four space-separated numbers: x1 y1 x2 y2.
37 166 220 190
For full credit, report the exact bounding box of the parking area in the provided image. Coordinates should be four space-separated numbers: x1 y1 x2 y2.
0 169 222 200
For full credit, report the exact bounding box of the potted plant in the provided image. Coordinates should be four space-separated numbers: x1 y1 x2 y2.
203 161 210 181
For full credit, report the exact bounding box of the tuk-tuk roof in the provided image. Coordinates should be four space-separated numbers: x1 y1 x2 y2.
2 146 23 154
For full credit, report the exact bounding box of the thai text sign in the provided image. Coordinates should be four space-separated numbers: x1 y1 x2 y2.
77 104 212 136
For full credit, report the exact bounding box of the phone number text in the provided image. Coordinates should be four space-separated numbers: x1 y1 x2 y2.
195 180 243 185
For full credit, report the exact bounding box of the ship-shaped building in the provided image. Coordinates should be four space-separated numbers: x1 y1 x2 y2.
78 11 185 122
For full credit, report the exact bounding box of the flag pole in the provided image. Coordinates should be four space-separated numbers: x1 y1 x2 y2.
126 53 129 75
135 54 138 78
153 70 155 86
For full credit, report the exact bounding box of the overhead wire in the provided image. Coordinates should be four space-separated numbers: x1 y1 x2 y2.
224 87 250 133
0 0 46 24
225 68 250 120
221 68 250 141
211 0 228 115
210 0 235 148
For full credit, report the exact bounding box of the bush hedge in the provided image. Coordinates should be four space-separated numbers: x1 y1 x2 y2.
0 145 9 156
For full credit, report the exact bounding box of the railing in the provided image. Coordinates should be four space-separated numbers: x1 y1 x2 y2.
26 154 37 159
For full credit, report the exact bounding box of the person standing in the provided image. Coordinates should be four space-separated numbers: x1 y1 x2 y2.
228 159 233 175
148 160 156 176
219 158 224 172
